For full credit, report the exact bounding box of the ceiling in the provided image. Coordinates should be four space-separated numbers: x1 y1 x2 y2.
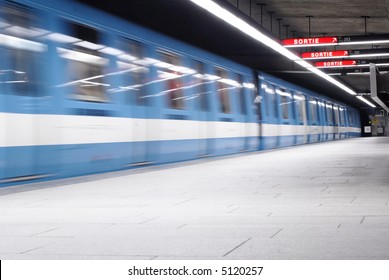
76 0 389 110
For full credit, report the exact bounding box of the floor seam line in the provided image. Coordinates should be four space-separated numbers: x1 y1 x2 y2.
271 228 283 238
223 238 251 257
30 228 60 237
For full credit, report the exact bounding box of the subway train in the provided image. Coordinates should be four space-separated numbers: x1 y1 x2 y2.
0 0 361 186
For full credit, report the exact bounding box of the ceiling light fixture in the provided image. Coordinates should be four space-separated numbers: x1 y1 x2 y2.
350 53 389 58
356 96 376 107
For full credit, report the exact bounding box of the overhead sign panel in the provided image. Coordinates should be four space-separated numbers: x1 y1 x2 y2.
283 34 389 48
282 37 338 47
315 60 357 68
301 50 349 59
303 48 389 60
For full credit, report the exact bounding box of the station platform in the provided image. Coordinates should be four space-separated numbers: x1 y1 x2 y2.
1 137 389 260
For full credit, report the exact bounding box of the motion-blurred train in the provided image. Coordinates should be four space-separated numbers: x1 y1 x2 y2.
0 0 361 186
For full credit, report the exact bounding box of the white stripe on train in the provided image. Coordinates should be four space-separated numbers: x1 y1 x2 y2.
1 113 360 148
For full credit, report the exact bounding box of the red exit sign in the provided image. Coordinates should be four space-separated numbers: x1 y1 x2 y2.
282 37 338 47
301 50 349 59
314 60 357 67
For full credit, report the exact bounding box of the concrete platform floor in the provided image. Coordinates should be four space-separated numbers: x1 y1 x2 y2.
1 137 389 260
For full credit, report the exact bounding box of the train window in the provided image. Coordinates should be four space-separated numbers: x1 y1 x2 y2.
333 106 340 125
339 107 345 125
59 22 108 102
262 82 276 117
277 88 292 119
116 38 149 106
237 75 247 115
0 4 46 96
282 95 289 119
317 100 325 122
349 111 354 127
326 103 334 124
192 61 209 111
249 83 258 119
216 68 231 114
308 97 318 122
294 93 305 122
157 50 185 110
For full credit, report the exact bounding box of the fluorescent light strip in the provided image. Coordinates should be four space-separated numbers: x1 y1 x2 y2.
305 53 389 60
329 72 370 76
348 72 372 75
295 60 313 68
356 96 376 107
287 40 389 48
190 0 357 96
339 40 389 45
307 67 356 95
376 63 389 67
190 0 300 61
350 53 389 58
329 72 389 76
355 63 385 68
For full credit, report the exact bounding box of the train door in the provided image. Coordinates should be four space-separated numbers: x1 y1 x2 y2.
55 21 124 175
333 105 341 139
307 97 319 142
0 4 49 182
345 109 351 138
277 88 294 147
214 67 236 155
317 100 326 141
192 60 211 156
251 81 261 150
155 50 199 162
260 82 278 149
325 102 334 140
235 74 250 151
301 94 308 144
293 92 308 144
243 77 259 151
117 38 151 166
339 106 346 138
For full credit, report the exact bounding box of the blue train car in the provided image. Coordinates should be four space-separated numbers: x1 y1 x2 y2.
0 0 360 187
258 73 361 150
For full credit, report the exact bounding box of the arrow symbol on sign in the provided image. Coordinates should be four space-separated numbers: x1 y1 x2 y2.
344 51 348 55
332 37 337 42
